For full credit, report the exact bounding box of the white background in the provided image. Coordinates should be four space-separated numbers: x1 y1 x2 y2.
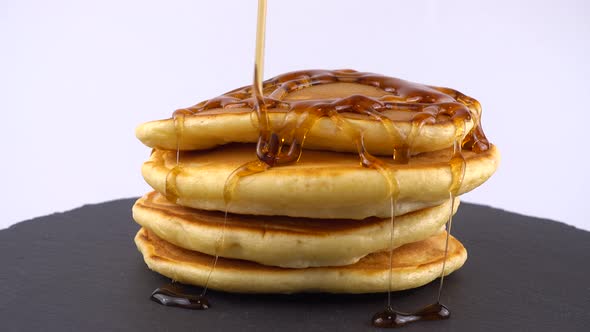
1 0 589 230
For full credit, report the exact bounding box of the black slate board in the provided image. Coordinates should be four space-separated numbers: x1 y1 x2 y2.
1 199 589 331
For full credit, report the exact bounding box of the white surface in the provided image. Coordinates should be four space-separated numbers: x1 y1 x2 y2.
1 0 589 230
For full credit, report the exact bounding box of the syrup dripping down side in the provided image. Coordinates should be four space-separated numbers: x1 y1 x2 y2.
155 109 212 309
153 0 273 308
163 112 186 203
371 114 467 328
200 0 271 302
437 118 467 301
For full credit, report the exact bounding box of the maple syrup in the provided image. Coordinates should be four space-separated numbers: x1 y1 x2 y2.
152 1 489 328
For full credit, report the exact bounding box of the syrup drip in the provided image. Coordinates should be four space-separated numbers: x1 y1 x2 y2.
394 112 435 163
326 106 407 317
164 165 182 203
163 112 187 203
370 107 468 329
437 119 467 301
435 87 489 153
156 0 272 308
201 208 228 297
223 160 269 205
386 196 397 309
159 111 215 308
150 282 210 310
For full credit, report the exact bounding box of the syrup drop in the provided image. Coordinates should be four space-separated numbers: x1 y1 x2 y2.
372 303 450 328
150 282 210 310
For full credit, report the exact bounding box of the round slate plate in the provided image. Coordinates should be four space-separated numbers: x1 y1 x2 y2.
1 199 588 331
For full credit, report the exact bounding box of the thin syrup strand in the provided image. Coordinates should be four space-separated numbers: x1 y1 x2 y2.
436 192 455 302
164 112 184 203
254 0 266 93
176 141 180 165
253 0 269 131
174 112 183 165
201 0 270 296
202 160 268 296
436 120 466 303
387 195 397 309
201 208 229 296
327 111 401 310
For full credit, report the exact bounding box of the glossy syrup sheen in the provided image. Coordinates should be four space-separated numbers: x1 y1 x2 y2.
150 282 210 310
372 303 450 328
174 69 489 166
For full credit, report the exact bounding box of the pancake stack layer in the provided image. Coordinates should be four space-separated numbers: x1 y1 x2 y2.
133 69 499 293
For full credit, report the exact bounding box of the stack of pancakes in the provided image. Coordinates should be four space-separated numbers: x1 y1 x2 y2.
133 70 499 293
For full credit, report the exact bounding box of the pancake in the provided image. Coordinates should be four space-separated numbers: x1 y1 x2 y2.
142 143 499 219
136 71 478 156
132 192 459 268
135 228 467 294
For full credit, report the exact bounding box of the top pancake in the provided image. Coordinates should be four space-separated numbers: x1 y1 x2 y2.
136 69 477 155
